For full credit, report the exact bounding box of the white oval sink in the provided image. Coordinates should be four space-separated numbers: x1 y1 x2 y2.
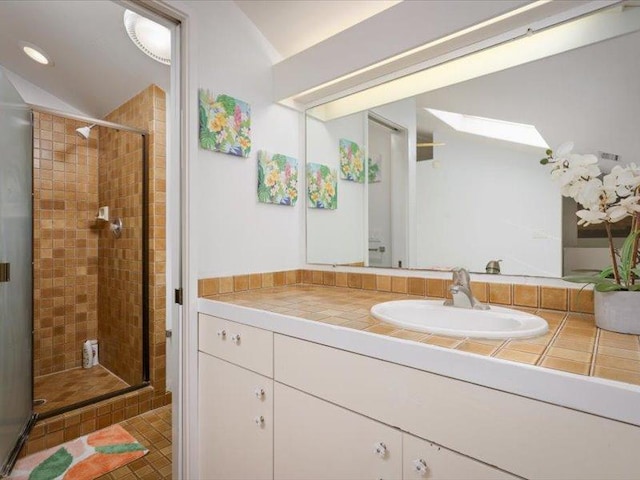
370 300 548 339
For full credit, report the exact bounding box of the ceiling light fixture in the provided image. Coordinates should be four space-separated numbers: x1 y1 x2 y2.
20 41 53 66
124 10 171 65
426 108 548 148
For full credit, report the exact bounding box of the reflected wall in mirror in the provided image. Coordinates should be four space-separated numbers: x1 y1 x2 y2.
305 5 640 278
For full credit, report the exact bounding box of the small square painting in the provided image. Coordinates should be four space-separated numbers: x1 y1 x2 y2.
368 154 382 183
257 150 298 206
307 163 337 210
199 89 251 157
339 138 365 182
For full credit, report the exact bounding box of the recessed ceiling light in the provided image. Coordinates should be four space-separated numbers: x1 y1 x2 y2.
426 108 549 148
124 10 171 65
20 41 53 66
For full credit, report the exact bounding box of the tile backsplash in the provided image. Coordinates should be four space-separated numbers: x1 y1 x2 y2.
199 269 594 314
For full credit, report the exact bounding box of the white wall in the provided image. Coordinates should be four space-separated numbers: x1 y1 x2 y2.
306 113 365 265
2 67 86 115
416 130 562 277
187 1 304 278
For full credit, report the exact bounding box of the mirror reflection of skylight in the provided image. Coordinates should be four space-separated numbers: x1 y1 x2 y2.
425 108 549 148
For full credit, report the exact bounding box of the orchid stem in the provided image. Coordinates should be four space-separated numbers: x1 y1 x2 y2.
605 223 622 285
631 212 640 286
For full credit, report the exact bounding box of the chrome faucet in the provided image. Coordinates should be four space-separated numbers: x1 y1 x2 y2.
444 268 489 310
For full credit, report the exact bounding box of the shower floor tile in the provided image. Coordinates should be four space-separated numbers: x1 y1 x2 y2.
34 365 130 415
98 404 173 479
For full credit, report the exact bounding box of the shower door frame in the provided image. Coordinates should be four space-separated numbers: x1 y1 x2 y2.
29 105 151 419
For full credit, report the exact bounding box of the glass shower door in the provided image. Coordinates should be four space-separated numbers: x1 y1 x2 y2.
0 68 34 475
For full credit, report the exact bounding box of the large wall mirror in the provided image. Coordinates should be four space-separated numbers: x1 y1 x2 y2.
305 4 640 278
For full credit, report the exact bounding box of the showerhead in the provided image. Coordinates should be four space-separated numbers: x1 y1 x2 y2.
75 124 95 139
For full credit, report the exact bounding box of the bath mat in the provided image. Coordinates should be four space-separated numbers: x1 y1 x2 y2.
8 424 148 480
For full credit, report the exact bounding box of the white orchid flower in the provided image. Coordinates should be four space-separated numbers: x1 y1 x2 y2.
550 153 601 191
604 165 640 197
555 141 574 158
605 205 631 223
574 177 616 211
576 208 607 226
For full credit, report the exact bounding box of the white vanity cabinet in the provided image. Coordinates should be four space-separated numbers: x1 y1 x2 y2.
197 310 640 480
274 382 402 480
402 433 517 480
198 314 274 480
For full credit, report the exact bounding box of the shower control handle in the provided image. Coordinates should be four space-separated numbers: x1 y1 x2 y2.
231 334 241 344
217 329 226 339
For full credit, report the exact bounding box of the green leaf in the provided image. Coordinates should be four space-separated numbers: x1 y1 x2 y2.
545 149 553 156
629 284 640 291
217 94 237 116
620 231 639 270
595 282 624 292
562 275 614 284
258 187 272 203
199 132 217 151
95 443 146 454
29 447 73 480
540 158 549 165
598 266 615 279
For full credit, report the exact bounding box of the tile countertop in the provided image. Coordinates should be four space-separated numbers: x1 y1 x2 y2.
198 284 640 427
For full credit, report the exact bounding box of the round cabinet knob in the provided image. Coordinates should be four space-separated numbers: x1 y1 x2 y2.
374 442 388 458
217 329 226 339
413 459 428 477
231 334 241 344
255 415 265 427
255 388 265 400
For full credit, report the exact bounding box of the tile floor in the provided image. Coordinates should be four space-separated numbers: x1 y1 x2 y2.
34 366 129 415
98 405 172 480
206 284 640 385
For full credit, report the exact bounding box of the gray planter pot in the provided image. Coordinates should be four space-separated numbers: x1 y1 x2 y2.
594 290 640 335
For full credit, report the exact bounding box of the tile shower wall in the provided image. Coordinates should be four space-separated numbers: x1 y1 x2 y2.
99 85 167 392
33 112 99 376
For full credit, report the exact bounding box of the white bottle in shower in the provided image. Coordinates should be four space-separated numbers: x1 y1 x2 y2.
90 339 99 366
82 340 93 369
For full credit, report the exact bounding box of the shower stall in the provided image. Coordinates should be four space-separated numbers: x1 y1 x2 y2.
31 107 150 417
0 73 165 474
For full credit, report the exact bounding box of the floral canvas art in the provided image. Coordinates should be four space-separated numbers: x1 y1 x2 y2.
307 163 338 210
339 138 365 182
257 150 298 206
199 89 251 157
368 154 382 183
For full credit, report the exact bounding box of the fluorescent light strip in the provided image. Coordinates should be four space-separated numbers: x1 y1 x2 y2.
313 5 640 120
289 1 550 101
426 108 548 148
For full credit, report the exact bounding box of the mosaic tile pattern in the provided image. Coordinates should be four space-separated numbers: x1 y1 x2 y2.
33 112 99 376
204 284 640 386
21 387 171 458
34 366 129 415
199 269 595 315
98 405 172 480
99 85 167 389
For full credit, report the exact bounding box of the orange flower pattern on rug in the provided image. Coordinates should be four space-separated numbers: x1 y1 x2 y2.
8 425 147 480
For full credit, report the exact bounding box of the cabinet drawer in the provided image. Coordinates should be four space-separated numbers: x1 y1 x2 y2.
199 313 273 377
403 433 517 480
198 353 273 480
275 382 402 480
274 334 640 479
